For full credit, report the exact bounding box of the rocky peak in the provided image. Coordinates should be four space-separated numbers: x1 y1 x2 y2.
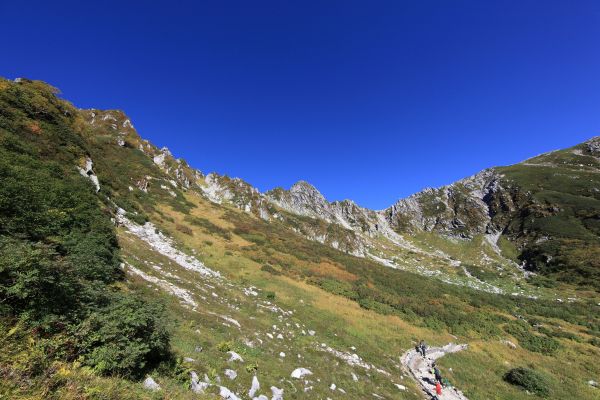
289 180 327 205
585 136 600 155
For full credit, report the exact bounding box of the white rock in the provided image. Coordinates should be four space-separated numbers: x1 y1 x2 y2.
351 372 359 382
224 369 237 380
143 376 160 391
330 383 336 390
291 368 313 379
394 383 406 391
227 351 244 362
271 386 284 400
219 386 241 400
190 371 210 393
279 352 286 358
249 375 260 397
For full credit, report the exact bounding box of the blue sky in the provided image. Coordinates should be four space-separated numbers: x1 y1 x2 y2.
2 1 599 209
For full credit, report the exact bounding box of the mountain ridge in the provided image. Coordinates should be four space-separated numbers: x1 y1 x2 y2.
71 82 600 293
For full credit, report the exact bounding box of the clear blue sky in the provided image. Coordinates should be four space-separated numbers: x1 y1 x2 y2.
2 1 599 209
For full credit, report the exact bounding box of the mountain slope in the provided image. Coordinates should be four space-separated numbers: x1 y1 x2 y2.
1 77 600 400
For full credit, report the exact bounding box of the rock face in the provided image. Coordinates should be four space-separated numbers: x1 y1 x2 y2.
76 157 100 192
383 169 512 238
266 181 379 234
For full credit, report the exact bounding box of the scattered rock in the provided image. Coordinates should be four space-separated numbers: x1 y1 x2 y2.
190 371 209 394
224 369 237 380
271 386 284 400
227 351 244 362
143 376 160 391
248 375 260 397
589 380 598 388
291 368 313 379
219 385 241 400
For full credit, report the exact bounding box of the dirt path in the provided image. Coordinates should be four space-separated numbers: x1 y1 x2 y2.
401 343 469 400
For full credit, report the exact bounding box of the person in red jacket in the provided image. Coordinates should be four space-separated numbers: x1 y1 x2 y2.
436 381 443 396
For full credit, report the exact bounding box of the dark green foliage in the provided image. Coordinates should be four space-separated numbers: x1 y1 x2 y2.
504 367 551 396
75 294 170 378
504 321 561 355
0 78 171 378
0 238 80 326
265 291 276 300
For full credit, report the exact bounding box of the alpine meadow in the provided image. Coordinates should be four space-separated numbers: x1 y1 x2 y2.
1 77 599 400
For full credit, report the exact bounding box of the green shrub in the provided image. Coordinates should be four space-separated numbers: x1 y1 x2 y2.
504 367 550 396
216 341 233 352
504 321 561 355
265 291 276 300
260 264 281 276
75 294 170 378
0 79 172 382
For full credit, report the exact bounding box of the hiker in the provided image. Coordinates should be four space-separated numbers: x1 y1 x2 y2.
419 340 427 357
436 381 443 397
434 366 442 383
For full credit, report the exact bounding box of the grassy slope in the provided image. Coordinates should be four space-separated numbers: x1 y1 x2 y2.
140 189 600 399
1 78 599 399
498 143 600 289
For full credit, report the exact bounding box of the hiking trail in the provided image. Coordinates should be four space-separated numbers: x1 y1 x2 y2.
401 343 469 400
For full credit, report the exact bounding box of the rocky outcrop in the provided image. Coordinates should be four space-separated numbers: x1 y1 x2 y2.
76 156 100 192
383 169 518 239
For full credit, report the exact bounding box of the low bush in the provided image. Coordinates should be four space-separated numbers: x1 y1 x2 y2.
504 321 561 355
175 223 193 236
504 367 550 396
75 294 170 378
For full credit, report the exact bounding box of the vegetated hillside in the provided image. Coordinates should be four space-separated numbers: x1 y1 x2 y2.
384 140 600 290
1 77 599 400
